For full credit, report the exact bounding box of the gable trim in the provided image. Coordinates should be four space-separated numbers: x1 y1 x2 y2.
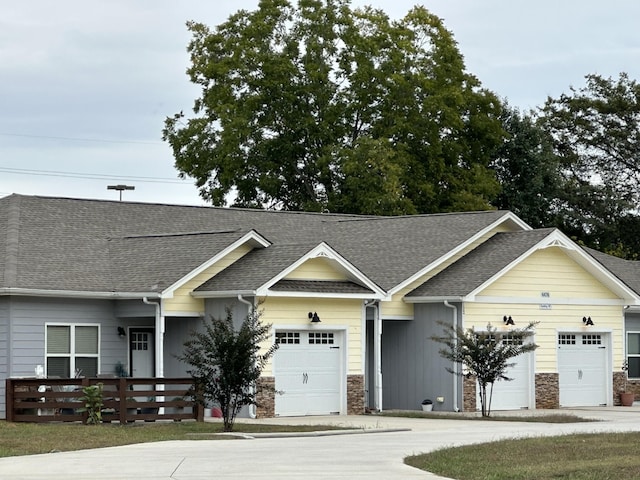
389 212 531 296
161 230 270 298
255 242 386 299
464 229 640 304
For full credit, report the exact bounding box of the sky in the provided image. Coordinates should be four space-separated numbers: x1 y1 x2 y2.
3 0 640 206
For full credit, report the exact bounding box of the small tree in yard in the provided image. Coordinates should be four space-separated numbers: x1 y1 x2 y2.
177 307 278 431
432 321 538 417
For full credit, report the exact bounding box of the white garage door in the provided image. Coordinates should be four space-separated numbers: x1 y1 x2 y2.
274 330 343 416
478 334 533 411
558 333 609 407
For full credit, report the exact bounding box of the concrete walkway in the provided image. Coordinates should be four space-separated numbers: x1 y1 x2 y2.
2 408 640 479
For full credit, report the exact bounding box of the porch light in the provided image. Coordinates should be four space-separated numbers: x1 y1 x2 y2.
308 312 321 323
117 326 126 338
583 316 594 326
503 315 515 326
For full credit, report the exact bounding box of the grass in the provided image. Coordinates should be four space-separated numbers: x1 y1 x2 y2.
405 432 640 480
0 421 345 458
381 410 593 423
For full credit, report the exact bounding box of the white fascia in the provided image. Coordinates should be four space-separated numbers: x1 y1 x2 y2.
161 230 270 299
0 288 161 299
255 242 386 299
463 229 640 305
404 295 464 304
389 211 531 297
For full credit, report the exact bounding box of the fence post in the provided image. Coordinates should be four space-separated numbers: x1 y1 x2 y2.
5 379 14 422
118 377 127 424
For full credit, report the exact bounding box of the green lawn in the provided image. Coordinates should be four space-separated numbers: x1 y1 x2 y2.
0 421 345 457
405 432 640 480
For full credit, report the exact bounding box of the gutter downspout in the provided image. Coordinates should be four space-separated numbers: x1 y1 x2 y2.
143 297 165 409
238 294 257 419
365 299 382 412
444 301 459 412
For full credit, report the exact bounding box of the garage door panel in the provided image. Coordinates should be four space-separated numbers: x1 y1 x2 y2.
558 333 608 407
274 330 342 416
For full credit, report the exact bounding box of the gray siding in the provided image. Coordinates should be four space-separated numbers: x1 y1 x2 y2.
114 300 156 318
164 317 202 377
0 298 9 418
381 303 461 411
625 312 640 332
205 297 252 330
2 296 130 418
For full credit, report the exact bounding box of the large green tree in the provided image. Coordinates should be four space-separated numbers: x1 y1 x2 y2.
163 0 504 213
539 73 640 256
491 105 562 228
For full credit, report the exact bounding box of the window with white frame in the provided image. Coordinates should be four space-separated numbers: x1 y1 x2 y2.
627 332 640 379
46 324 99 378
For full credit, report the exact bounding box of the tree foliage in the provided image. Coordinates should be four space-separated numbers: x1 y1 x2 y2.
539 73 640 256
491 105 562 228
432 321 538 417
163 0 504 214
177 308 277 432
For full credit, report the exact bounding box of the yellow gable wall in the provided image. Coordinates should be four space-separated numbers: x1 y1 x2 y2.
465 247 624 372
284 257 348 281
163 243 253 315
383 225 519 319
259 296 363 376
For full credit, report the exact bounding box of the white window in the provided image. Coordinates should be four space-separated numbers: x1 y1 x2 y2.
46 324 100 378
627 332 640 379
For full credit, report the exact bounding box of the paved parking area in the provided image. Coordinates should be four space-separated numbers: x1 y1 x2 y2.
2 408 640 479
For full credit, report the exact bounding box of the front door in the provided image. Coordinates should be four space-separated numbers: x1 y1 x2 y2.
130 328 155 378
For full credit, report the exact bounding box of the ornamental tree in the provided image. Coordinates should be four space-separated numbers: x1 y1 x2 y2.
177 307 277 431
432 321 538 417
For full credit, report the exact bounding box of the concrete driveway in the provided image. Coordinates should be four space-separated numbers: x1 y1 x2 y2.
2 408 640 479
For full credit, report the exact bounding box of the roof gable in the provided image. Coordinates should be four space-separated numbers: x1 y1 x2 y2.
407 229 640 304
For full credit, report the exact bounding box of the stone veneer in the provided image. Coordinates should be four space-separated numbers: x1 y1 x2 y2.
347 375 365 415
613 371 640 406
535 373 559 409
255 376 275 418
462 376 477 412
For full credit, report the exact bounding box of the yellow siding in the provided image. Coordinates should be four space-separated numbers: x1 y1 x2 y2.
163 244 253 314
465 247 625 373
284 257 347 281
463 303 624 373
259 297 363 376
479 248 618 300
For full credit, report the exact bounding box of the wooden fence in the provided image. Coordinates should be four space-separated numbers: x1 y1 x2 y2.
6 377 205 424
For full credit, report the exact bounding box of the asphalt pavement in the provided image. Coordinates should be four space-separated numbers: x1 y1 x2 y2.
2 407 640 479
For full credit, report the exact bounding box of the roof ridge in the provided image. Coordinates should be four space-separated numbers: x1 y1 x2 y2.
113 229 243 240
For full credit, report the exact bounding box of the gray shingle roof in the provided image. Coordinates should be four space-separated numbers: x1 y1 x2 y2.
0 194 515 296
407 229 556 298
583 247 640 295
270 280 374 294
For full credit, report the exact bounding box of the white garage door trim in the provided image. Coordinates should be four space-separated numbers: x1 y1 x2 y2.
273 327 346 416
557 331 612 407
477 333 535 411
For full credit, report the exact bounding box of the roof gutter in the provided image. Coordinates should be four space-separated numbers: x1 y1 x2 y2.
0 288 161 299
143 297 164 380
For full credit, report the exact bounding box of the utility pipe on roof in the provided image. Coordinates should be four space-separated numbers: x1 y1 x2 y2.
238 294 257 419
444 301 459 412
